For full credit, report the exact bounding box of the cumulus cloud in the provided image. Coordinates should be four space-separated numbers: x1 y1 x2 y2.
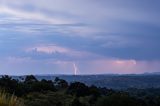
24 44 103 61
26 45 69 54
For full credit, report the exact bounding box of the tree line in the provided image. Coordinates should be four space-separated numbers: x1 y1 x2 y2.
0 75 160 106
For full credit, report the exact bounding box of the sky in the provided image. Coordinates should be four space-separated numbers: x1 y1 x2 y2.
0 0 160 75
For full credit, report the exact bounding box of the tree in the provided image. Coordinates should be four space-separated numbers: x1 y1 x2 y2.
31 79 55 92
54 77 68 89
0 75 19 94
67 82 89 97
89 85 100 97
24 75 38 84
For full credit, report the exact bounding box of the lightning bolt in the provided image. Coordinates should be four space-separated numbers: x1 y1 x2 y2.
73 63 77 75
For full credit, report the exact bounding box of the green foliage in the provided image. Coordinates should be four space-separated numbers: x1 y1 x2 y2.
1 75 160 106
0 75 56 96
24 91 73 106
0 75 19 94
71 98 86 106
54 77 68 89
24 75 38 84
67 82 89 97
89 85 101 97
96 93 141 106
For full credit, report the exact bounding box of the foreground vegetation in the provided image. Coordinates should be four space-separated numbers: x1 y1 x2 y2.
0 75 160 106
0 91 24 106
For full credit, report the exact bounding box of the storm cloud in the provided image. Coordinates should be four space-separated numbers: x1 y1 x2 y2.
0 0 160 75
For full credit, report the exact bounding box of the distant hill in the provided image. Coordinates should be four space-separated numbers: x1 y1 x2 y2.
6 73 160 89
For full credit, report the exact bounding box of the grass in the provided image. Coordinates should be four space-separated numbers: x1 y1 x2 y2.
0 91 24 106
